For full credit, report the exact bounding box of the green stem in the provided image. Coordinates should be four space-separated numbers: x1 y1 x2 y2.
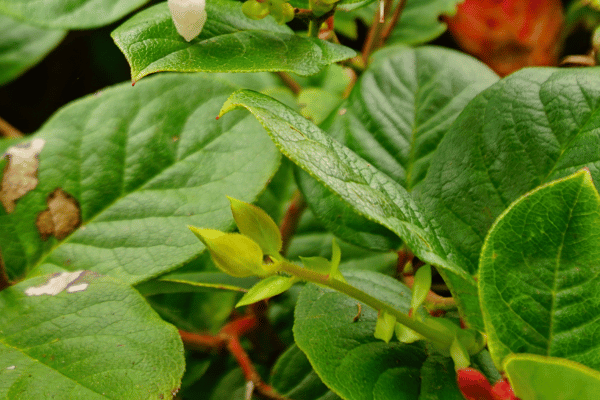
308 19 320 37
278 260 454 347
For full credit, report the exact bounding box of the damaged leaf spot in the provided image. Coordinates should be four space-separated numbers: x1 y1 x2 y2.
25 271 84 296
24 270 95 296
0 138 45 213
36 188 81 240
6 366 16 370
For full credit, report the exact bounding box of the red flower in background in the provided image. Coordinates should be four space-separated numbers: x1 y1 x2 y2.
445 0 564 76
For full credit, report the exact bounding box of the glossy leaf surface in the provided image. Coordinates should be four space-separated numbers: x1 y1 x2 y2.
0 14 65 85
219 89 483 329
479 170 600 370
294 270 426 400
0 74 280 284
111 1 355 82
417 68 600 273
297 46 497 251
0 271 184 399
0 0 149 28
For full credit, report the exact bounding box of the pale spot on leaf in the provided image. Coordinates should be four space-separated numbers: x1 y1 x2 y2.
25 271 84 296
0 138 45 213
66 283 88 293
6 366 16 370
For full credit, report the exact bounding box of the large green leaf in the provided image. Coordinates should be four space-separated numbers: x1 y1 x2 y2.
219 89 483 329
0 0 149 29
418 354 463 400
503 354 600 400
296 46 498 250
479 170 600 370
416 68 600 273
0 271 184 399
0 74 280 284
270 344 342 400
0 14 65 85
111 1 355 83
294 270 427 400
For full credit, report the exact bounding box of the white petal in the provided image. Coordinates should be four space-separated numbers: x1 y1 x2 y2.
168 0 207 42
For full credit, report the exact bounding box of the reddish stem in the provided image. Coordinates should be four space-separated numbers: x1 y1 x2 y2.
279 191 307 256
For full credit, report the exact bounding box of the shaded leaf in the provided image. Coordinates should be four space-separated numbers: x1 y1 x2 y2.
0 14 65 86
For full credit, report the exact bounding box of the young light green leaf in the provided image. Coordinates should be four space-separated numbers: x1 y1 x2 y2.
228 196 282 256
450 336 470 370
188 227 266 277
0 272 185 399
328 237 346 282
111 1 355 82
135 272 260 296
410 264 432 314
219 88 483 330
395 322 424 344
374 310 397 343
503 354 600 400
236 275 296 307
300 256 331 274
480 169 600 371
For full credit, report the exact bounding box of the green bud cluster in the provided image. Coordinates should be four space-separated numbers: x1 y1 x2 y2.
242 0 295 24
308 0 337 17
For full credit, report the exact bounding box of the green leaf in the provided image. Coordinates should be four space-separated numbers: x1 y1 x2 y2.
374 310 396 343
236 274 295 307
416 68 600 273
296 46 497 251
503 354 600 400
294 270 426 400
418 354 463 400
0 271 184 399
0 0 150 29
270 344 342 400
219 88 483 329
111 2 356 83
479 170 600 371
188 228 266 277
0 74 280 284
135 272 260 296
228 197 282 256
411 264 431 313
0 14 65 86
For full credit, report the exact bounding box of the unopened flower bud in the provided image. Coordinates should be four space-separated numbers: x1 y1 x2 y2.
168 0 207 42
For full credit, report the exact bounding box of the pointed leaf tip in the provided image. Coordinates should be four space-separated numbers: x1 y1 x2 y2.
228 197 282 256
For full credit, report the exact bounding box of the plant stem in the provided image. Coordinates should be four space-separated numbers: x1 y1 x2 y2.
380 0 407 46
308 19 320 37
279 260 454 347
0 116 24 138
361 0 394 65
275 72 302 95
0 253 10 292
279 190 307 256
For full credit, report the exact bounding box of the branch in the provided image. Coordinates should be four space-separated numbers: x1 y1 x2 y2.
379 0 408 46
179 314 290 400
361 0 394 65
0 116 24 138
275 72 302 95
279 190 307 256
